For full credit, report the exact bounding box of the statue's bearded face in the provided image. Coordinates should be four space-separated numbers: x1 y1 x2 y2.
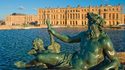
87 13 101 39
28 38 44 55
88 24 100 39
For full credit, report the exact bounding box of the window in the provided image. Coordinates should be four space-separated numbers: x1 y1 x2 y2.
78 14 80 19
104 9 107 11
112 8 115 11
109 9 111 11
70 14 72 19
113 14 115 19
70 10 72 12
76 21 77 25
109 14 111 19
82 21 84 25
117 21 119 25
70 21 72 25
117 8 119 11
85 21 86 25
73 21 75 25
54 15 55 19
92 9 94 11
116 13 118 19
73 14 75 19
109 21 111 25
87 9 89 11
76 14 77 19
63 15 64 19
82 14 84 19
103 13 106 19
51 15 53 19
84 9 86 11
60 14 62 19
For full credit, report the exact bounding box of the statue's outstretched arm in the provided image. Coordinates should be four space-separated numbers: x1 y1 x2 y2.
103 38 120 70
46 20 81 43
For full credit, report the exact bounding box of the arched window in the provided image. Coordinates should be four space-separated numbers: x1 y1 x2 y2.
65 23 67 25
84 9 86 11
56 21 58 25
76 14 77 19
73 21 75 25
78 14 80 19
116 13 118 19
70 14 72 19
70 21 72 25
109 14 111 19
63 15 64 19
54 15 55 19
76 21 77 25
60 14 62 19
113 21 115 25
104 9 107 11
109 8 111 11
103 13 106 19
82 21 84 25
85 14 87 19
124 19 125 24
68 14 69 19
113 14 115 19
117 21 119 25
73 14 75 19
112 8 115 11
117 8 119 11
82 14 84 19
92 9 94 11
85 21 86 25
63 21 65 25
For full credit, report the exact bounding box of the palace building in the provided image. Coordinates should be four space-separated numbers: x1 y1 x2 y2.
38 5 125 27
5 5 125 27
5 13 37 25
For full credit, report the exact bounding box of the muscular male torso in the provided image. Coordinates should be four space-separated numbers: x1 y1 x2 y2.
72 32 107 69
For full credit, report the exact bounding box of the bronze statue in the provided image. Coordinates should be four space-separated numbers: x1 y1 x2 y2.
15 37 61 68
15 13 120 70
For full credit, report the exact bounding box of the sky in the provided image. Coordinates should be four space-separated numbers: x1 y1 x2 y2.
0 0 125 20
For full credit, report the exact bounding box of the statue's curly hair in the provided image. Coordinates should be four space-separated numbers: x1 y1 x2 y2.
87 12 106 32
32 37 45 51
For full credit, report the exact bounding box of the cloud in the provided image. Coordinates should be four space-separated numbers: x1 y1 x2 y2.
18 5 26 10
33 8 37 11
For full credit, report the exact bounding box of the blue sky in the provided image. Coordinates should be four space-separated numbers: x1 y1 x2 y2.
0 0 125 20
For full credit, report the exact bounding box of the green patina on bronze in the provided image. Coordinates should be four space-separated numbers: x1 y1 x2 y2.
15 13 121 70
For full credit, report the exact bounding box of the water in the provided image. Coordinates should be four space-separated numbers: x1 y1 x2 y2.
0 28 125 70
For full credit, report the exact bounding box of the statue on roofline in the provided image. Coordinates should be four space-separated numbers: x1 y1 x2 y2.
15 12 121 70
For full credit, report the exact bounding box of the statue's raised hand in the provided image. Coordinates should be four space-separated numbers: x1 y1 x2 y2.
46 19 51 30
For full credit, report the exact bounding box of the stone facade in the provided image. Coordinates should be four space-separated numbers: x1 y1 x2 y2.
38 5 125 27
5 5 125 27
5 13 37 25
122 14 125 24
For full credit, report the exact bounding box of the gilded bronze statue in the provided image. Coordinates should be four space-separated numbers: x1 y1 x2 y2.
15 13 120 70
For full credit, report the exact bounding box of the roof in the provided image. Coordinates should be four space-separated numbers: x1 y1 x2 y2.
11 13 26 16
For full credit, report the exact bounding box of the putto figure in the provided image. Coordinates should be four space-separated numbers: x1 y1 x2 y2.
15 13 120 70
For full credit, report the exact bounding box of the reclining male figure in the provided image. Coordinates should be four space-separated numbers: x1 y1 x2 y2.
15 13 120 70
